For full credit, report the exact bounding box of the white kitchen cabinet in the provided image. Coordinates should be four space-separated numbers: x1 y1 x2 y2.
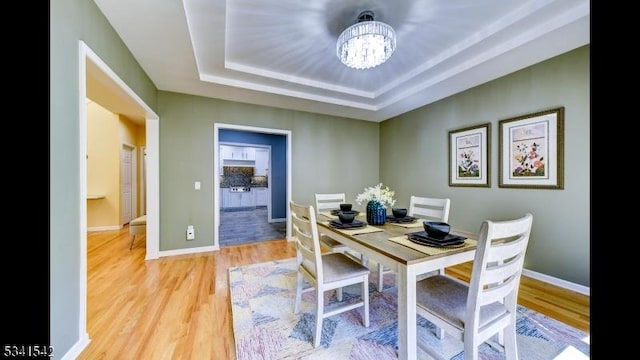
227 192 241 208
220 188 231 208
242 147 256 160
254 187 268 206
220 145 233 160
240 191 255 207
220 145 256 160
224 190 256 208
255 149 269 176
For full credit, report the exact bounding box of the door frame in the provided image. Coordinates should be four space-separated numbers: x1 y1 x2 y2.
78 41 160 344
139 146 147 216
213 123 292 249
121 143 137 223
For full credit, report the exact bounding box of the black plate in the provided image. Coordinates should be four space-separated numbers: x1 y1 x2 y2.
330 209 360 216
408 236 466 248
407 231 467 245
386 215 417 223
329 219 366 229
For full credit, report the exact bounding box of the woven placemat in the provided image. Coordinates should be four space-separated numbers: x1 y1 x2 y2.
321 221 384 236
388 235 477 255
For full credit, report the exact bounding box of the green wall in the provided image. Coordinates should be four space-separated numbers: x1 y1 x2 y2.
157 91 379 251
50 0 157 357
380 45 590 286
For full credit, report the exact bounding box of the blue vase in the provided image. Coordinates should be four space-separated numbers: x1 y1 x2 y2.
366 201 387 225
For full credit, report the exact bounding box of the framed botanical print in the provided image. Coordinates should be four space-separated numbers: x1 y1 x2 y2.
498 107 564 189
449 123 491 187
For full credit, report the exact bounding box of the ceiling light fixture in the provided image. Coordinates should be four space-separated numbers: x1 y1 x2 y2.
337 10 396 70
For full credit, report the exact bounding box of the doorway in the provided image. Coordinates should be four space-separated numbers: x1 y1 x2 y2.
79 40 160 346
218 143 285 246
213 123 292 249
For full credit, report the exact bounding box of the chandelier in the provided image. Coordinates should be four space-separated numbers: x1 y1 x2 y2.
337 10 396 70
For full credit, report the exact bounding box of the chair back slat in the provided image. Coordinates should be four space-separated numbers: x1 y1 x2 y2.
481 254 525 286
487 236 529 263
315 193 346 215
478 274 520 306
409 196 450 222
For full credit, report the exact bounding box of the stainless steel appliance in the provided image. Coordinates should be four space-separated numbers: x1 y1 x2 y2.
229 186 251 192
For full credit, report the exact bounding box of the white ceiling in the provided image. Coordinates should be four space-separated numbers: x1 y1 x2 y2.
93 0 589 123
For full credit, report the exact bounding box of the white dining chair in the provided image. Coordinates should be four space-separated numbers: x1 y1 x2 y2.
377 196 451 292
291 201 370 348
415 213 533 360
315 193 363 263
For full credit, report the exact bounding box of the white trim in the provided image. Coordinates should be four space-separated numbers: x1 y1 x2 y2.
145 118 160 260
59 334 90 360
78 44 88 344
139 146 147 215
79 40 161 358
87 225 122 232
286 131 292 241
266 146 272 222
200 73 379 111
270 217 286 223
159 245 217 258
522 268 590 296
214 123 292 248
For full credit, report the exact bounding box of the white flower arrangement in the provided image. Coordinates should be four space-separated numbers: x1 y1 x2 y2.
355 183 396 207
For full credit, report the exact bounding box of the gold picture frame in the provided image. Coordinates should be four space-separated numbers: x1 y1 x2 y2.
449 123 491 187
498 107 564 189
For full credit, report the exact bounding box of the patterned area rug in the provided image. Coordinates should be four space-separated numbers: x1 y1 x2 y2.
229 258 590 359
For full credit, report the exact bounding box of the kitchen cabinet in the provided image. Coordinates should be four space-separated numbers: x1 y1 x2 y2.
220 188 231 208
240 191 255 207
220 145 232 160
254 187 268 206
220 145 255 160
227 192 242 208
224 190 256 208
255 149 269 176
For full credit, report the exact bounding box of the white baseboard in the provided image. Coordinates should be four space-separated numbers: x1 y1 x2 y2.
159 245 216 258
87 225 122 232
522 268 590 296
60 333 90 360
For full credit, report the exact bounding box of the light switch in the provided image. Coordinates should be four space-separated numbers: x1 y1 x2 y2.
194 181 201 190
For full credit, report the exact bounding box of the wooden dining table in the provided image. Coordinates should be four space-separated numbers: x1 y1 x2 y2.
316 212 478 360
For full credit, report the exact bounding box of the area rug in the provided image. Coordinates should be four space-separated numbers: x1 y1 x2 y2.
229 258 590 359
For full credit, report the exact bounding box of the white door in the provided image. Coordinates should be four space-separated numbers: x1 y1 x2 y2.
140 147 147 215
121 145 134 224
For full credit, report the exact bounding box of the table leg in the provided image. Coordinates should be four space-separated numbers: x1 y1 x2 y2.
396 265 417 360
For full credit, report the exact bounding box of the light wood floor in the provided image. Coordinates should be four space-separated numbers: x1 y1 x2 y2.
78 226 589 359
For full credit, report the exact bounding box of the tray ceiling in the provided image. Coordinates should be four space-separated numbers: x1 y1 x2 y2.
93 0 590 122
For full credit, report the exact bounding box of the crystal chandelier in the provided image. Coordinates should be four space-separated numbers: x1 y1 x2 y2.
337 10 396 70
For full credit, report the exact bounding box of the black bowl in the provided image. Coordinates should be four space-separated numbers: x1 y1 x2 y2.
392 208 407 218
340 203 352 211
338 211 356 224
423 221 451 238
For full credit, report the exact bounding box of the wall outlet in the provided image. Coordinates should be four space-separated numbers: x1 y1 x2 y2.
187 225 195 240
